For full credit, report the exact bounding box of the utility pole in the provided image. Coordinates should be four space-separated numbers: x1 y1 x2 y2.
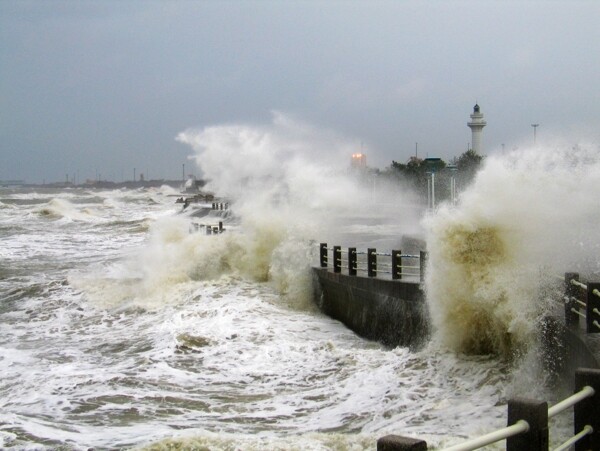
531 124 539 145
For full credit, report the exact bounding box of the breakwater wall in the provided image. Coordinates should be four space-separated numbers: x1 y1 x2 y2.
312 268 429 349
543 274 600 384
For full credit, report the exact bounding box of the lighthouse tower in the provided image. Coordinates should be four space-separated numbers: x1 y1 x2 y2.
467 103 486 154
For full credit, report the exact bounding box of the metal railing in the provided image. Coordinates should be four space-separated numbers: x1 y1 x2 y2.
564 273 600 333
318 243 427 282
377 368 599 451
189 221 225 235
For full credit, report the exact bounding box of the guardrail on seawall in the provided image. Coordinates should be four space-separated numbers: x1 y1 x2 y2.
564 273 600 334
319 243 428 282
378 368 600 451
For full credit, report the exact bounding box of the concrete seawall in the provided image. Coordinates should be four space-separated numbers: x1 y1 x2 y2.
542 314 600 388
312 268 429 349
313 268 599 381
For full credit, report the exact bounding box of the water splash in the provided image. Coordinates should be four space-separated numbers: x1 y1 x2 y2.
425 142 600 356
174 112 422 307
36 198 95 221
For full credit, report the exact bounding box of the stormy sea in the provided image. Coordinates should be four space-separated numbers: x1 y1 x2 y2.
2 120 598 449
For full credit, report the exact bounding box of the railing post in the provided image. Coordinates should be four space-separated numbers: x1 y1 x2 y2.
377 435 427 450
333 246 342 273
419 251 428 283
368 248 377 277
565 272 580 327
392 250 402 280
574 368 600 451
507 398 548 451
586 282 600 333
348 247 357 276
319 243 328 268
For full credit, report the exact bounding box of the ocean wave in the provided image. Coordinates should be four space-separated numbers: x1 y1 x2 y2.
425 142 600 356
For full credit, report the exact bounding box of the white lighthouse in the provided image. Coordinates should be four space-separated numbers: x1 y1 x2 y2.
467 103 486 154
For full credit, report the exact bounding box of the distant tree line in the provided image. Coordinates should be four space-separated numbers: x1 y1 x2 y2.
382 148 483 204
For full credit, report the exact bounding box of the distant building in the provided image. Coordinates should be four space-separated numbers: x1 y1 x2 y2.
351 153 367 168
467 103 486 154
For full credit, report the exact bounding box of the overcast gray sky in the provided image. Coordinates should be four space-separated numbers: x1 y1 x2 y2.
1 0 599 184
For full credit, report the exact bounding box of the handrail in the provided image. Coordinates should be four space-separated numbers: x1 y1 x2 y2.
548 385 594 418
432 374 598 451
554 425 593 451
441 420 529 451
318 242 426 281
571 279 587 289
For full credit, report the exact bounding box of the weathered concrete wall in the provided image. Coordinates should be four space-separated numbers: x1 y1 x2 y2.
312 268 429 349
541 314 600 389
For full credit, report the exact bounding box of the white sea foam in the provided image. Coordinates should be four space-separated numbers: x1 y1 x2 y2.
35 198 97 221
1 182 575 450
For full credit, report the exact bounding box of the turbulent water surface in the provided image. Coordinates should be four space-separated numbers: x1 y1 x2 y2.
0 182 575 450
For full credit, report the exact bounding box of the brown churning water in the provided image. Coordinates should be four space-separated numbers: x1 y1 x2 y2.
425 142 600 358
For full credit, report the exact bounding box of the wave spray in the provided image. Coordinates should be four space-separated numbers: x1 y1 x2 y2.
425 142 600 356
175 112 421 307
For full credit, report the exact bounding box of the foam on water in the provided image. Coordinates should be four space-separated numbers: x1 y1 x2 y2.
35 198 97 221
425 142 600 356
1 129 585 449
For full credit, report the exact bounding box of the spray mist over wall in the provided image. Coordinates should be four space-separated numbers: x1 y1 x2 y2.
173 112 421 306
425 142 600 356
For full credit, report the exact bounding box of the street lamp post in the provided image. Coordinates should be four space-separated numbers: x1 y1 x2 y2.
425 158 441 211
448 164 458 205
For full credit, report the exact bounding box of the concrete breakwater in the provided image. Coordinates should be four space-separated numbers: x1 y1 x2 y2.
312 268 429 349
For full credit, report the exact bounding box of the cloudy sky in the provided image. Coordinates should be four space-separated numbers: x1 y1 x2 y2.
1 0 599 184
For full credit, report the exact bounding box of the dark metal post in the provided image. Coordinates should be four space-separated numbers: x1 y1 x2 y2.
377 435 427 450
319 243 328 268
219 221 223 232
348 247 357 276
333 246 342 273
586 282 600 333
419 251 428 283
565 273 580 327
574 368 600 451
507 398 548 451
392 250 402 280
368 248 377 278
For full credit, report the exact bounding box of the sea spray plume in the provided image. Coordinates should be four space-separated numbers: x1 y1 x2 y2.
176 112 422 306
425 142 600 356
176 112 363 211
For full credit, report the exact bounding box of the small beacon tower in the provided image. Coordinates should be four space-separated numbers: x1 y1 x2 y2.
467 104 486 154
